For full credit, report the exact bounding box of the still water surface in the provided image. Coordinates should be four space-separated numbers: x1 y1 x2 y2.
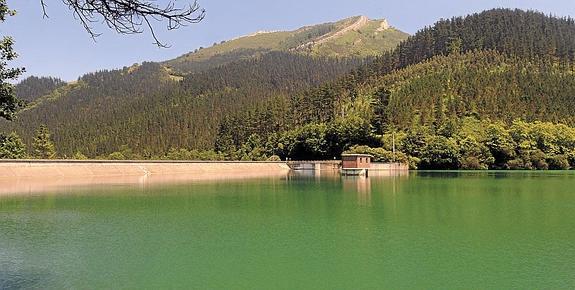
1 171 575 289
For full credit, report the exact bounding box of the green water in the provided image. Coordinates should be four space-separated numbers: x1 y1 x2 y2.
1 172 575 289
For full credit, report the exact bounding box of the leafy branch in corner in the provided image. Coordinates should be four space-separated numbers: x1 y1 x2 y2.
40 0 205 47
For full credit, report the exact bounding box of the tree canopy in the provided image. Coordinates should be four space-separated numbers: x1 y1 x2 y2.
32 124 56 159
0 0 24 121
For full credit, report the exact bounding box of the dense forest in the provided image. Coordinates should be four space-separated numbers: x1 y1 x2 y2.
1 53 363 157
4 9 575 170
14 76 66 102
288 9 575 125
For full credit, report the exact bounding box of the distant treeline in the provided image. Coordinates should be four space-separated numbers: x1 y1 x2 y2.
15 76 67 103
4 118 575 171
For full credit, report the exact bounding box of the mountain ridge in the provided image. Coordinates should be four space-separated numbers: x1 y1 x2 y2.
294 15 370 49
163 15 409 74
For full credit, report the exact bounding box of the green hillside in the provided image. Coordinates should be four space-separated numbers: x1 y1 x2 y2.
212 9 575 168
3 53 363 157
309 18 409 57
287 9 575 127
367 50 575 129
164 16 409 74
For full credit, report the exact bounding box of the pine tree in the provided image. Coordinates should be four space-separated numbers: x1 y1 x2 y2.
33 125 56 159
72 151 88 160
0 132 27 159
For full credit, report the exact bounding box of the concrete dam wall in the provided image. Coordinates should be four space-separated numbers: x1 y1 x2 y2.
0 160 291 178
0 160 291 195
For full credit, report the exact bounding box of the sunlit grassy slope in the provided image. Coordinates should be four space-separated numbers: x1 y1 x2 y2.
164 16 409 74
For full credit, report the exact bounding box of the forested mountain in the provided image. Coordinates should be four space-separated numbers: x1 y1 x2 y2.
5 9 575 170
15 76 66 102
2 15 406 158
211 9 575 169
285 9 575 127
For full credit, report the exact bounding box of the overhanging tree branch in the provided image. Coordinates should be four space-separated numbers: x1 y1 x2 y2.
41 0 205 47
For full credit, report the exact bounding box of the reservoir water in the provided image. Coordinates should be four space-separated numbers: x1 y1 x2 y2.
1 171 575 289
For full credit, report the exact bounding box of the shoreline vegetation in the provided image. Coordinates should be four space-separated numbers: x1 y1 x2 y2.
3 118 575 171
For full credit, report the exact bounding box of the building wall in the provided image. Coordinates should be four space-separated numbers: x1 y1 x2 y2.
358 157 371 169
342 159 358 169
342 156 370 169
371 162 409 171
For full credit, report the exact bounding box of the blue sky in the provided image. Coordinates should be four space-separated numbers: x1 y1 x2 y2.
4 0 575 81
